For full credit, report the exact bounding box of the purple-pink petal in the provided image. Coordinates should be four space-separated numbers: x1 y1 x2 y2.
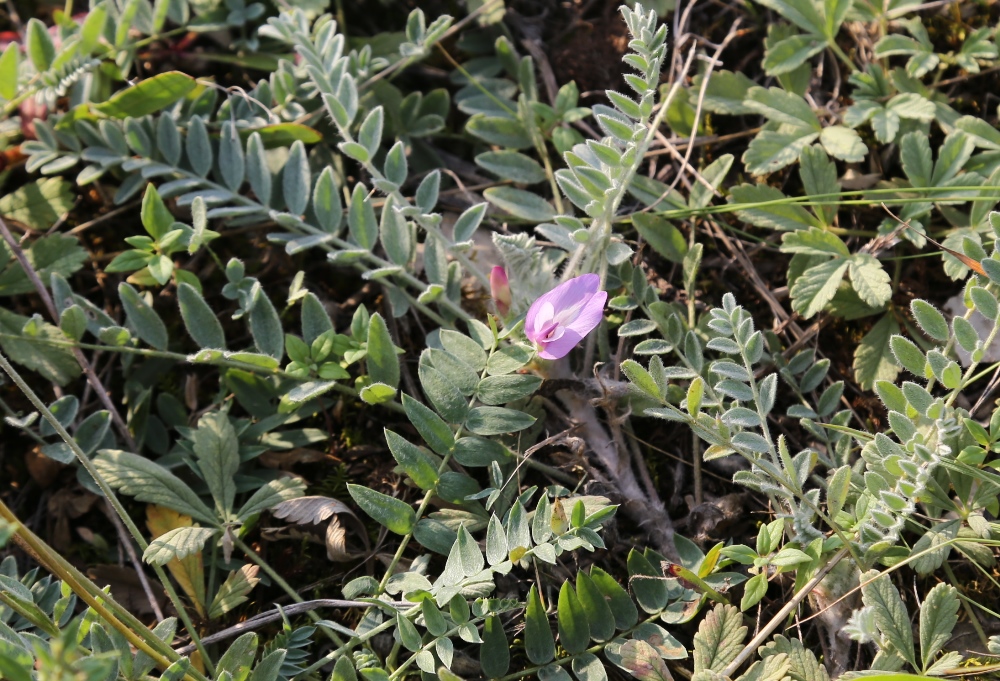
524 274 606 358
537 328 585 360
564 290 607 337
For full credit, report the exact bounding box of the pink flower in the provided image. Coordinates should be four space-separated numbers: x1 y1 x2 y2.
525 274 607 360
490 266 512 317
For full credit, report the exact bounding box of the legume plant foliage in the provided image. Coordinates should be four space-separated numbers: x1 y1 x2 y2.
1 0 1000 680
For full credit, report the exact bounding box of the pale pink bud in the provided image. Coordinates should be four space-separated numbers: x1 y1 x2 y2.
490 266 511 317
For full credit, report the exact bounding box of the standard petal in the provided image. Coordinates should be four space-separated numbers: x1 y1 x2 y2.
538 274 600 320
538 328 584 360
564 290 607 337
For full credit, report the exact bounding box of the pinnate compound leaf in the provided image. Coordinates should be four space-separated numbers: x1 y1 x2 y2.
860 570 917 670
919 583 960 671
347 484 415 535
143 526 217 565
95 449 216 524
693 604 746 673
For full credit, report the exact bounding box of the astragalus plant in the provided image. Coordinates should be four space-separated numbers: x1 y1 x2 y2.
2 1 1000 681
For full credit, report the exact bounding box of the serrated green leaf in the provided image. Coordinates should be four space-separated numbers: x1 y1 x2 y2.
861 570 917 669
143 526 216 565
209 564 261 619
849 254 892 307
95 450 216 524
919 583 959 671
693 604 747 673
790 259 850 318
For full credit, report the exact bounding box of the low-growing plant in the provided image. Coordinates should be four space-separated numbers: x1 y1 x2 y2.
3 1 1000 681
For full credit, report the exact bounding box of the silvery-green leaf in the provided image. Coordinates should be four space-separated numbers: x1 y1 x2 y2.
484 187 555 222
466 115 532 149
218 121 245 191
178 282 225 349
249 288 283 360
119 283 168 350
367 313 399 389
358 107 384 157
384 141 408 186
186 116 212 177
416 170 440 214
475 151 546 184
347 484 415 535
380 199 411 266
452 203 488 242
302 292 334 343
246 133 271 207
282 140 310 215
465 406 535 435
157 115 182 167
313 167 343 233
348 183 378 249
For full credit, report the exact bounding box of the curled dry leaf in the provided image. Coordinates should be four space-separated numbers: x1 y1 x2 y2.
272 495 369 561
273 495 354 524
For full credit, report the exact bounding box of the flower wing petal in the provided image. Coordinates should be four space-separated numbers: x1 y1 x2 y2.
538 329 584 360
